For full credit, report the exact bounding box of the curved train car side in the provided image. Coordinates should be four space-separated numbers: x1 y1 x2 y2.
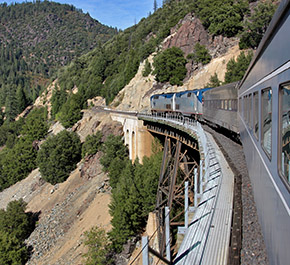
203 81 239 133
238 1 290 264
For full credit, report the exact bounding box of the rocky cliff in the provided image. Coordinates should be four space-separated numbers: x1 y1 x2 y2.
112 12 242 112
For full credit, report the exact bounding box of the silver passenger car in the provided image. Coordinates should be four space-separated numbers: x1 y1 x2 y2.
238 1 290 264
203 81 239 133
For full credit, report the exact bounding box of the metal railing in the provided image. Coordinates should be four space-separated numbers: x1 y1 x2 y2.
135 113 216 264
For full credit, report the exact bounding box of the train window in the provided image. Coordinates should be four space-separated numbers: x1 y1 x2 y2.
253 92 259 140
249 94 252 129
280 83 290 186
229 100 232 110
187 93 191 97
225 100 228 110
154 96 159 99
221 100 224 109
261 88 272 158
244 95 248 121
233 99 237 111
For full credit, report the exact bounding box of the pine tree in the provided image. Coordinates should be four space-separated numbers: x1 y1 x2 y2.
16 85 27 114
207 73 221 87
153 0 158 12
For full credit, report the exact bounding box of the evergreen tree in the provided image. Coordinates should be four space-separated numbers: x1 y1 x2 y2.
153 0 158 12
82 131 103 158
16 86 28 114
224 51 253 84
187 43 211 65
83 226 111 265
0 200 31 264
239 1 277 49
153 47 187 86
36 130 82 184
142 59 152 77
4 88 18 123
207 73 221 87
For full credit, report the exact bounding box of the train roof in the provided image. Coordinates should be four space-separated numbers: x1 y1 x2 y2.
238 0 290 91
150 87 213 101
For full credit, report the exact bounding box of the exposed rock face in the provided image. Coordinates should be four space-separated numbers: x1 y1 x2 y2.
163 13 239 58
34 79 59 119
163 14 210 57
87 96 106 108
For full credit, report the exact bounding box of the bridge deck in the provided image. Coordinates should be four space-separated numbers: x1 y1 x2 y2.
175 133 234 265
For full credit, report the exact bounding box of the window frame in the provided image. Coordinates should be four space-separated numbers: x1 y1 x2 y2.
278 82 290 190
253 91 259 140
261 87 272 160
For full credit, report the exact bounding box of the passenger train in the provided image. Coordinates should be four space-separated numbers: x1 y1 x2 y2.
150 1 290 264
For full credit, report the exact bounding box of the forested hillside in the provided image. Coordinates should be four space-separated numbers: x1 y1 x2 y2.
53 0 277 127
0 0 117 120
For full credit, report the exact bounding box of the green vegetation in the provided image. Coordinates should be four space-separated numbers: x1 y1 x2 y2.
55 0 200 108
207 72 222 87
224 51 253 84
100 135 162 251
153 47 187 86
239 1 277 49
0 199 35 265
192 0 249 37
142 59 152 77
83 226 112 265
100 135 129 189
0 108 48 191
0 1 117 121
57 93 85 128
36 130 81 185
82 131 103 158
187 43 211 65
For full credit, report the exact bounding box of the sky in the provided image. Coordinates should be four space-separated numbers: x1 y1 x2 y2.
2 0 163 30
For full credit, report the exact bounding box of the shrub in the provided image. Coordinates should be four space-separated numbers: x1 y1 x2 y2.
153 47 187 86
142 59 152 77
82 131 103 158
187 43 211 65
83 226 111 265
207 72 221 87
37 130 81 184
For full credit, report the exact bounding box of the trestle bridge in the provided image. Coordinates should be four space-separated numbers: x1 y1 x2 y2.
107 110 262 265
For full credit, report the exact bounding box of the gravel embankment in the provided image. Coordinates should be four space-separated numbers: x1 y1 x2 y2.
204 125 269 265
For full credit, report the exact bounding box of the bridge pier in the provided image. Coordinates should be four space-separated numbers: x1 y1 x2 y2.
111 113 154 163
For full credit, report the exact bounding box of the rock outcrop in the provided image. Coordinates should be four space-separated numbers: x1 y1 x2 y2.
163 13 238 58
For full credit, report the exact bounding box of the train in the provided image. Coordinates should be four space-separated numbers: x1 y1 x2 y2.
150 0 290 264
150 87 211 120
150 82 239 133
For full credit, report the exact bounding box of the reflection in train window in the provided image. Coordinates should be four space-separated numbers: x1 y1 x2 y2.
249 94 252 129
244 95 248 121
261 88 272 157
280 83 290 185
253 92 259 140
225 100 228 110
229 100 232 110
221 100 224 109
